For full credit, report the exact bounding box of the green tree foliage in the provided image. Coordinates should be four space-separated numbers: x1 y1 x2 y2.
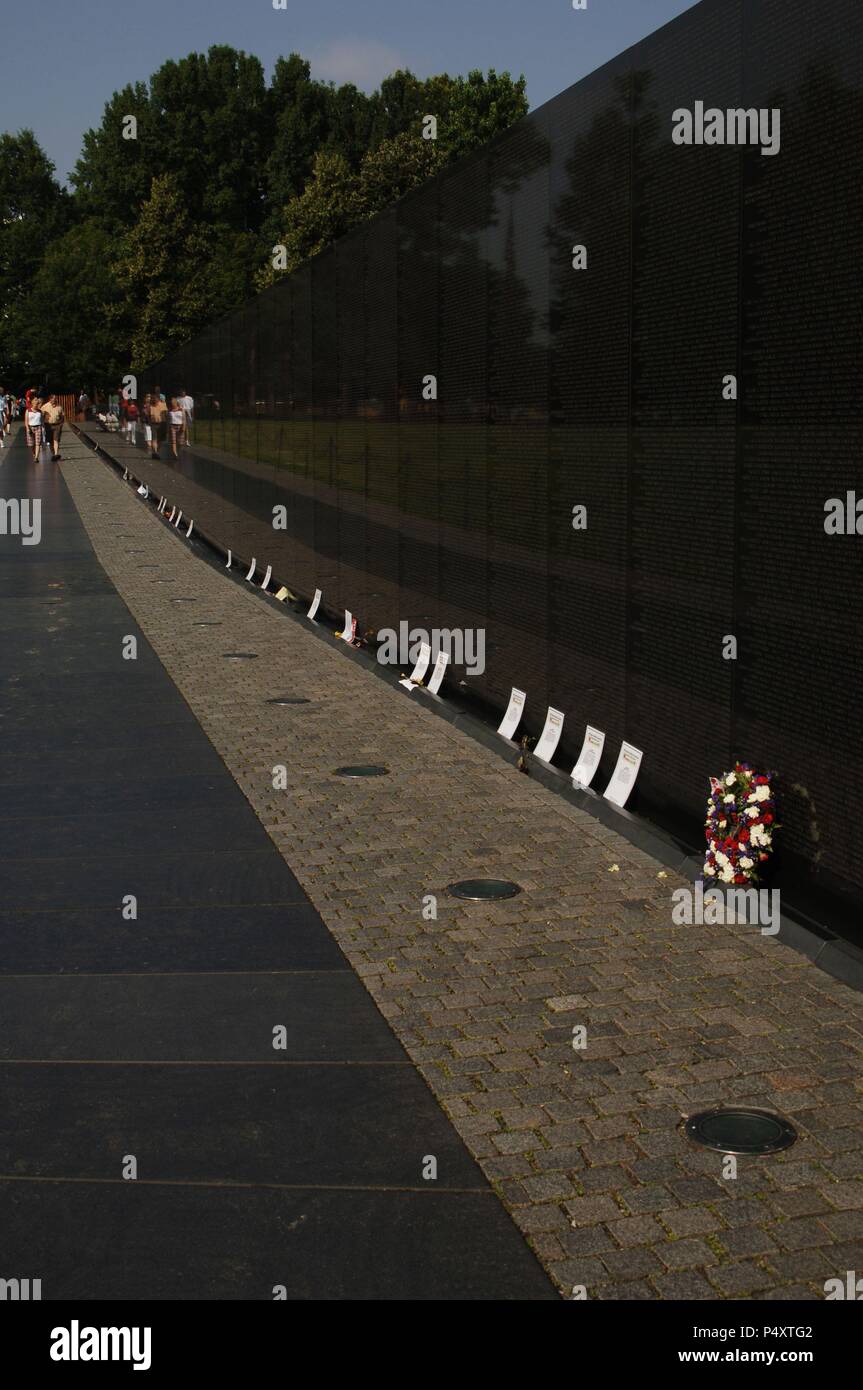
264 55 332 213
20 220 128 387
263 67 528 285
72 46 270 234
0 131 70 380
256 151 359 287
112 175 259 369
356 130 448 217
439 68 529 161
4 50 528 382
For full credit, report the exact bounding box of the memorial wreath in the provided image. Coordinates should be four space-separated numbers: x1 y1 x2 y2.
703 762 778 886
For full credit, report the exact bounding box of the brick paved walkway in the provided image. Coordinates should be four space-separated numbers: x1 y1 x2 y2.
59 437 863 1301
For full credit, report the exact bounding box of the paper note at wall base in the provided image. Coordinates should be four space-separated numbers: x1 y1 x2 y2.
498 688 526 740
603 742 643 808
571 726 605 788
426 650 449 695
399 642 432 691
535 707 565 764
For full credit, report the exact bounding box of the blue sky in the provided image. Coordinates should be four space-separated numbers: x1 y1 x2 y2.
1 0 698 185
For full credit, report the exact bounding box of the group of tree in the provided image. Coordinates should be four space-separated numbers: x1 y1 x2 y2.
0 47 527 387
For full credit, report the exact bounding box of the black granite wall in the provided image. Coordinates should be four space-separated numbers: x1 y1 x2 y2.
138 0 863 921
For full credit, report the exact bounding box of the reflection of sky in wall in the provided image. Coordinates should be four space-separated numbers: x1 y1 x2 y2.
3 0 699 187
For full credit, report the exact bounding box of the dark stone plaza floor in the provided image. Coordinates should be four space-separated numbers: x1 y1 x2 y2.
0 424 555 1299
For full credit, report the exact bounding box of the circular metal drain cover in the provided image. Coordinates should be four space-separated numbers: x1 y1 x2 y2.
267 697 310 706
223 651 258 660
334 764 389 778
447 878 522 901
683 1107 797 1156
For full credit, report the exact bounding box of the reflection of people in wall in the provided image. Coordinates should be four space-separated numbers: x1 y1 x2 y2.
169 398 184 459
179 388 194 445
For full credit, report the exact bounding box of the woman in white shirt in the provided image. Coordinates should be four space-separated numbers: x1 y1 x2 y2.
27 399 44 460
169 399 184 459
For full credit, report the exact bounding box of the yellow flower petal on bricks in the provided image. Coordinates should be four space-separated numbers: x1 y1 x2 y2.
608 864 620 873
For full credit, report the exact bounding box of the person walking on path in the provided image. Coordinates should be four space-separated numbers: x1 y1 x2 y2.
169 397 184 460
24 388 34 449
124 396 139 446
41 395 65 460
149 388 167 459
27 396 44 461
142 394 153 454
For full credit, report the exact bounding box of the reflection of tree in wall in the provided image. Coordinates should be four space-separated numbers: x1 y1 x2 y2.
740 57 863 427
736 55 863 895
435 117 550 420
487 205 546 420
547 71 652 424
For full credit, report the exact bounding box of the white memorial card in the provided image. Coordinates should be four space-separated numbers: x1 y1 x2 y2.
245 557 256 582
307 589 322 621
572 725 605 788
535 707 565 764
173 509 182 529
603 741 643 808
185 519 194 539
261 564 272 590
498 687 526 740
426 650 449 695
225 549 232 568
399 642 431 691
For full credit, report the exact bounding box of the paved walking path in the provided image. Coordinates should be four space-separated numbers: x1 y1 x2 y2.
0 424 554 1300
6 422 863 1301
